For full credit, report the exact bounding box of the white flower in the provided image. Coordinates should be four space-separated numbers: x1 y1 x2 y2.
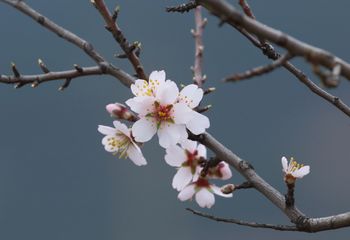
98 121 147 166
126 71 210 148
281 156 310 183
126 80 190 148
178 177 232 208
165 139 207 191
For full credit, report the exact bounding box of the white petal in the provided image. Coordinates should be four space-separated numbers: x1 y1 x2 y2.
155 80 179 105
178 184 196 201
98 125 116 136
127 144 147 166
101 136 119 152
172 167 193 191
178 84 203 108
149 70 166 84
281 156 288 172
180 139 197 152
292 166 310 178
125 96 155 116
157 123 181 148
131 80 150 97
165 145 187 167
186 111 210 135
113 121 130 137
211 185 233 198
195 188 215 208
132 117 157 142
219 162 232 180
173 102 193 124
197 144 207 159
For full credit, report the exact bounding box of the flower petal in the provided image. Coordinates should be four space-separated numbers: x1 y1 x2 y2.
149 70 166 85
186 110 210 135
211 185 233 198
125 96 155 116
292 166 310 178
113 121 130 137
173 102 193 124
127 144 147 166
180 139 197 152
172 167 193 191
98 125 116 136
157 123 181 148
155 80 179 105
197 144 207 159
131 80 150 97
165 145 187 167
195 188 215 208
178 84 203 108
281 156 288 172
178 184 196 201
219 162 232 180
132 117 157 142
101 136 119 152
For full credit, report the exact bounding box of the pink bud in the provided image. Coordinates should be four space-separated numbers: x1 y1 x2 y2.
105 103 137 121
220 184 235 194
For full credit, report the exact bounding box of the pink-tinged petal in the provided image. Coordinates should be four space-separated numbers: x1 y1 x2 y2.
106 103 117 114
165 145 187 167
281 156 288 172
156 80 179 105
180 139 197 152
186 111 210 135
211 185 233 198
127 144 147 166
98 125 116 136
149 70 166 84
219 162 232 180
197 144 207 159
178 124 189 142
178 184 196 201
292 166 310 178
101 136 119 152
157 123 181 148
195 188 215 208
173 102 193 124
172 167 193 191
179 84 203 108
131 80 149 97
112 121 130 137
125 96 155 116
192 167 202 182
132 117 157 142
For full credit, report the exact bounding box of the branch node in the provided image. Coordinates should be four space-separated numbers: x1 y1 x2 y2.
166 1 198 13
38 58 50 73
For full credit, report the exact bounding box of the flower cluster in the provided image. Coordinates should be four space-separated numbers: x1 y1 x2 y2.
98 70 233 208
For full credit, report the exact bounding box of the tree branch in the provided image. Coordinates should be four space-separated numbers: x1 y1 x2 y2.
92 0 147 80
0 0 134 87
187 208 299 231
224 53 293 82
166 1 198 13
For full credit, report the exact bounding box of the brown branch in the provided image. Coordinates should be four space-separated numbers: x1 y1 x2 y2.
0 65 105 89
191 6 207 86
166 1 198 13
224 53 293 82
197 0 350 83
191 132 350 232
92 0 147 80
187 208 299 231
1 0 135 87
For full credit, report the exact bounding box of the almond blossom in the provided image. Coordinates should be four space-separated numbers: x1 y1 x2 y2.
126 70 210 148
98 120 147 166
165 139 207 191
281 156 310 184
178 177 233 208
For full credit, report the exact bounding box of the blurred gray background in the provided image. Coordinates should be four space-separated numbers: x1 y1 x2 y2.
0 0 350 239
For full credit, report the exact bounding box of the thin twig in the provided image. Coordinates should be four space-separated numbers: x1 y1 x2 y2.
187 208 299 231
225 53 293 82
0 0 134 87
92 0 147 80
166 1 198 13
191 6 207 86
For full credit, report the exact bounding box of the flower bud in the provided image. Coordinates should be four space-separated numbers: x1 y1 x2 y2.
220 184 235 194
106 103 137 122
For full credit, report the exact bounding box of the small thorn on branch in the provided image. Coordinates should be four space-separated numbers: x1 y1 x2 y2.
11 62 20 77
197 104 212 113
112 5 120 22
204 87 216 95
31 80 40 88
166 1 198 13
74 64 84 73
38 58 50 73
14 82 25 89
58 78 72 91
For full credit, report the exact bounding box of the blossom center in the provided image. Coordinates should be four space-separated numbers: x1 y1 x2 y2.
107 134 130 158
147 101 174 125
195 178 210 188
183 150 199 174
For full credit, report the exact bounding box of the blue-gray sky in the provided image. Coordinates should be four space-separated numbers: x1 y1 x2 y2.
0 0 350 239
